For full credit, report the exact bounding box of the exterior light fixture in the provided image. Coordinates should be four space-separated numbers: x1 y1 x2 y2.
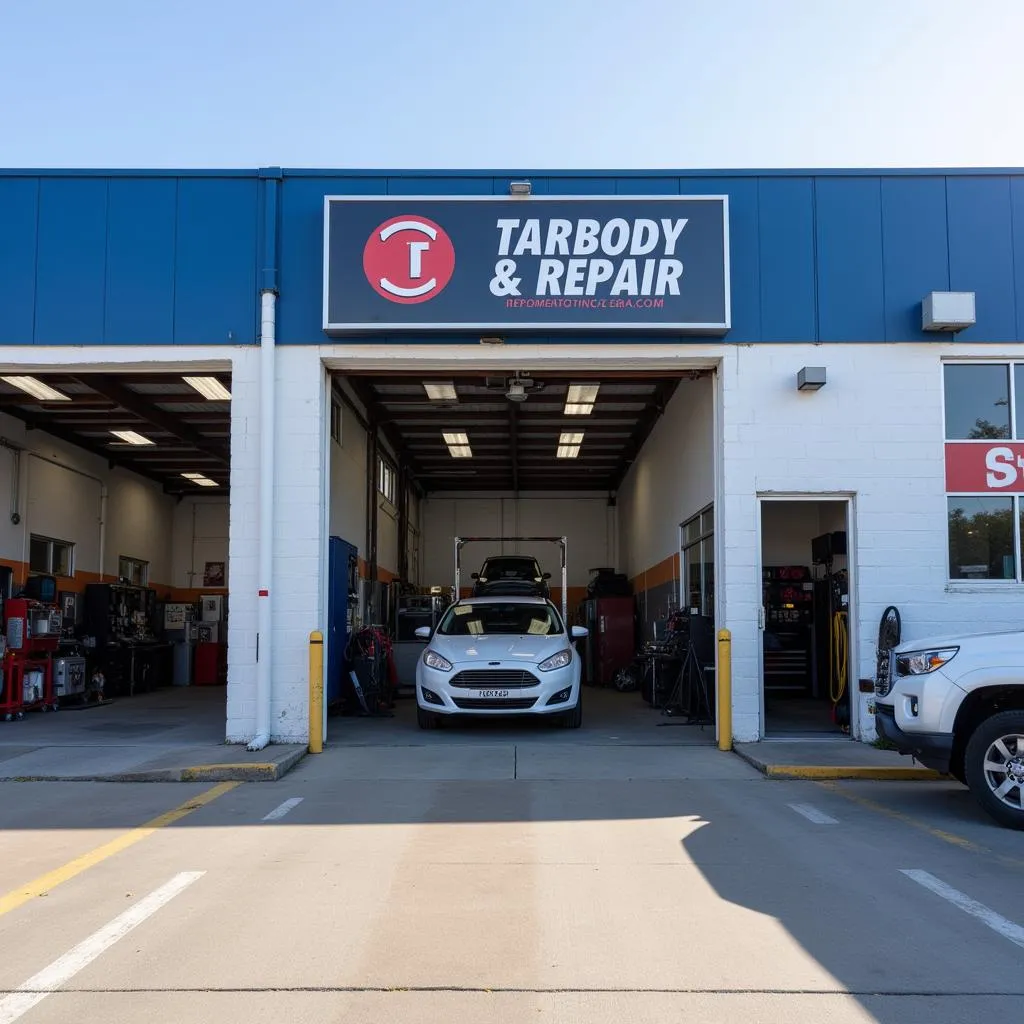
110 430 154 446
479 335 505 345
424 382 458 401
565 383 600 415
509 181 532 196
183 376 232 401
1 376 70 402
797 367 827 392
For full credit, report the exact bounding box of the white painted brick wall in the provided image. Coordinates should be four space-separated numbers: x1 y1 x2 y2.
720 342 1024 743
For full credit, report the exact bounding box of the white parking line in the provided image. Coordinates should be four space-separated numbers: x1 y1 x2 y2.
901 869 1024 949
0 871 204 1024
262 797 304 822
788 802 839 825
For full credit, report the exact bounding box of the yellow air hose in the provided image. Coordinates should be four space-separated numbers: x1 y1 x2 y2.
830 610 848 705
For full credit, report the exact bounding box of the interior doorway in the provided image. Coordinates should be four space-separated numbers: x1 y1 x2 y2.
759 497 853 736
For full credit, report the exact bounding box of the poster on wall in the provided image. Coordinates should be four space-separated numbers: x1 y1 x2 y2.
203 562 225 587
323 195 731 334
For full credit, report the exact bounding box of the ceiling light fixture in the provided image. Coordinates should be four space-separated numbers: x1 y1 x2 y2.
448 445 473 459
559 431 585 445
110 430 154 446
183 376 232 401
565 383 599 415
556 445 582 459
1 376 71 402
424 382 458 401
181 472 220 487
442 431 469 445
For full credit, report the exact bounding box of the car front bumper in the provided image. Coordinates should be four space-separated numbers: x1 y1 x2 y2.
416 662 578 716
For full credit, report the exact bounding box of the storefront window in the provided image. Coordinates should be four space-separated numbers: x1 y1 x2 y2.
944 363 1024 583
944 364 1010 440
681 505 714 616
948 497 1015 581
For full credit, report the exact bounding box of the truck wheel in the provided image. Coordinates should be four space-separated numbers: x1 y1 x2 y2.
964 710 1024 830
417 706 441 730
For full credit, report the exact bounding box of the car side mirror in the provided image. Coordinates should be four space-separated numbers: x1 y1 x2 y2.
543 572 552 580
571 626 589 639
471 573 480 580
414 626 431 641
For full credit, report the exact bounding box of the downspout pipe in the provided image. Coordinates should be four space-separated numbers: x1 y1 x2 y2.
248 288 276 752
248 169 281 752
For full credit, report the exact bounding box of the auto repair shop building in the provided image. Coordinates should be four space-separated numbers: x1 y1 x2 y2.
1 166 1023 746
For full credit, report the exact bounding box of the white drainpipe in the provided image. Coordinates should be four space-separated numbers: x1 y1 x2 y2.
97 484 108 581
247 289 276 752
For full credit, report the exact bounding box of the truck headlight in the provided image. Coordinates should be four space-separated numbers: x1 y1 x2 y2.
538 649 571 672
895 647 959 677
424 650 453 672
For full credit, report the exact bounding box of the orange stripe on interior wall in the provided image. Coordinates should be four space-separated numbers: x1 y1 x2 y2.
0 561 227 601
630 552 680 595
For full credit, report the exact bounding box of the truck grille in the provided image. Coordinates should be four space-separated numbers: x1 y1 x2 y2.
452 697 538 710
875 650 895 697
449 670 540 689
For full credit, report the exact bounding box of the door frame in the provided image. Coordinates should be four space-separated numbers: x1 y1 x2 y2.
756 492 858 740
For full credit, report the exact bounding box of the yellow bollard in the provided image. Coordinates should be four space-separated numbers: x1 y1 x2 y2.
309 630 324 754
717 628 732 751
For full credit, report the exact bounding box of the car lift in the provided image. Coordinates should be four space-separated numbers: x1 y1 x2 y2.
453 536 569 626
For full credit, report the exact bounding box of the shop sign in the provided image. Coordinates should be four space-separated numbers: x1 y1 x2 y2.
323 196 730 334
945 441 1024 492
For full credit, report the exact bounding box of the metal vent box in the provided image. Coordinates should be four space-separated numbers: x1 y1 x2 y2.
922 291 976 332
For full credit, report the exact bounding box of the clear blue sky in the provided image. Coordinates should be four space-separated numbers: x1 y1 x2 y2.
1 0 1021 169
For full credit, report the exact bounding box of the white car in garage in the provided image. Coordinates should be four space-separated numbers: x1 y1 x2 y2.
415 597 588 729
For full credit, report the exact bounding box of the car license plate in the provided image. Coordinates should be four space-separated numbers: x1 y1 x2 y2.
472 689 510 699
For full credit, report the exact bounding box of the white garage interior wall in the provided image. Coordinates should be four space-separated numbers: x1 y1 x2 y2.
617 375 716 635
419 493 616 601
0 408 230 604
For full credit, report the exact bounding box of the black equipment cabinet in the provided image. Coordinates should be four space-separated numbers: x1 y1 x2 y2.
762 566 814 693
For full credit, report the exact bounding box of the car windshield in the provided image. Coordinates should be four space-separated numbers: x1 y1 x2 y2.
437 602 563 636
479 558 542 580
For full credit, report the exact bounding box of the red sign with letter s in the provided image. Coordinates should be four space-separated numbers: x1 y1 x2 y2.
945 442 1024 492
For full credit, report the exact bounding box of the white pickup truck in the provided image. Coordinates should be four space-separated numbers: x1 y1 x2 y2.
874 628 1024 830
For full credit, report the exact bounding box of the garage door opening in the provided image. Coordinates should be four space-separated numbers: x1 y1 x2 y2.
760 497 852 737
325 366 717 744
0 370 231 742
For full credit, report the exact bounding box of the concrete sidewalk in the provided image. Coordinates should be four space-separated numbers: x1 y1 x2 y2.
0 688 306 782
734 737 946 780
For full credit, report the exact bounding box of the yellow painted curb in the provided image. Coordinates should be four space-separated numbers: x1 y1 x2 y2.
764 765 945 781
181 763 279 781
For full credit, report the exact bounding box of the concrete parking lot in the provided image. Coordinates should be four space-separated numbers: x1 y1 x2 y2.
1 733 1021 1024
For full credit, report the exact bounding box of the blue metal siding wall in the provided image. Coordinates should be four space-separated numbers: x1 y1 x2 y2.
1 168 1022 346
0 174 259 345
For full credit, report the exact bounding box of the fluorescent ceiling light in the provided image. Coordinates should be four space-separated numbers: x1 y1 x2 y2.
566 383 600 404
183 376 232 401
110 430 154 446
447 445 473 458
559 431 585 445
181 472 220 487
424 382 458 401
564 404 594 415
556 445 582 459
442 431 469 445
1 376 71 402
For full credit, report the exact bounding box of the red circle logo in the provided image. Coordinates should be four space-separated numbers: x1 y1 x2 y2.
363 216 455 304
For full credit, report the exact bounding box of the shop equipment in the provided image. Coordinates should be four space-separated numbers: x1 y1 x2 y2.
581 594 635 687
327 536 359 704
342 624 395 716
4 595 62 714
811 532 850 728
53 653 87 700
391 592 448 692
762 565 814 693
660 609 715 727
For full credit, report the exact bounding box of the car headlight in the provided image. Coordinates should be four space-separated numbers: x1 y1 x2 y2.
423 650 453 672
895 647 959 677
538 649 572 672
